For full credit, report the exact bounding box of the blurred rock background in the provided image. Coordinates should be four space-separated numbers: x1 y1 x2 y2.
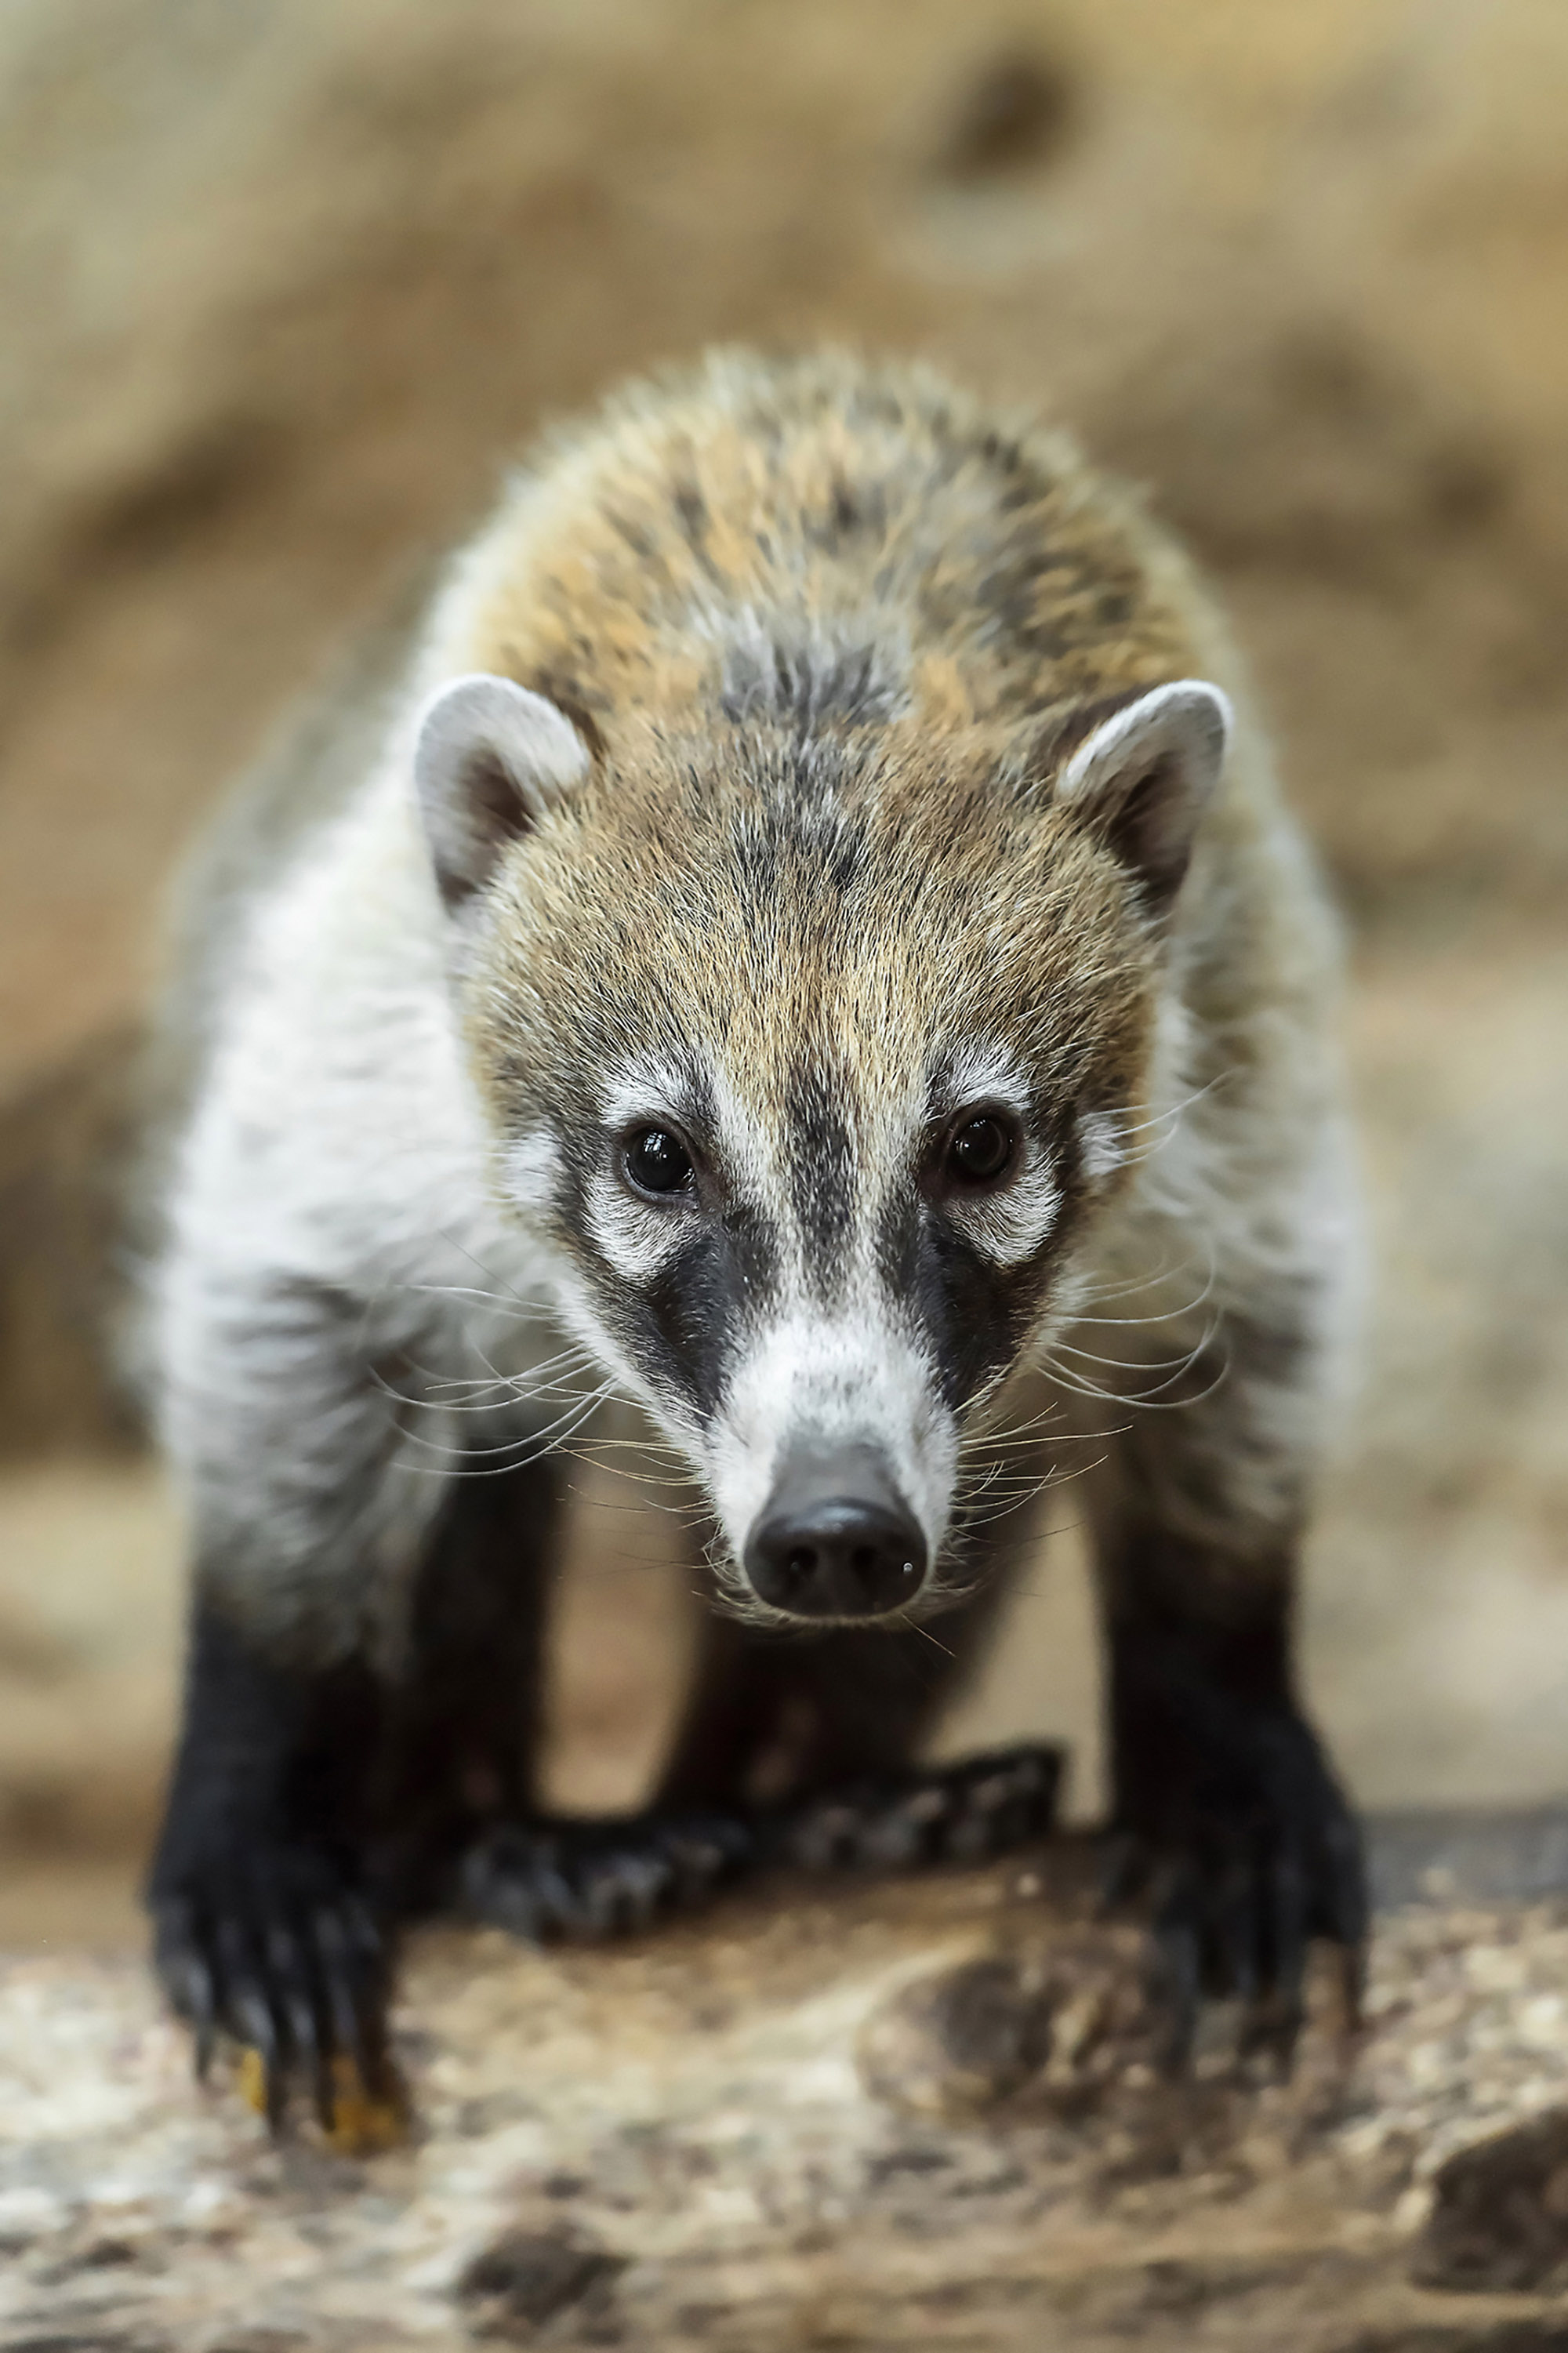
2 0 1565 1946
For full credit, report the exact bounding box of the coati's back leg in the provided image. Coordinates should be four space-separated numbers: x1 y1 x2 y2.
654 1549 1061 1872
373 1456 561 1910
426 1474 756 1942
456 1564 1053 1937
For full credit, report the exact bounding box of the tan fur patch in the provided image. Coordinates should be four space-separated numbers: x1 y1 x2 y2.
449 349 1207 758
434 350 1225 1177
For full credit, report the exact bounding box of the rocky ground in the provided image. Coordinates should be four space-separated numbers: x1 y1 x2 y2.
6 1846 1568 2351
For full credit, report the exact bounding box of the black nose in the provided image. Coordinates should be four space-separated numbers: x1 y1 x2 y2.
744 1447 928 1620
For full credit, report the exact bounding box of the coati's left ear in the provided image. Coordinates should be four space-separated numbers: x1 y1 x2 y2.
1054 680 1232 919
413 673 590 911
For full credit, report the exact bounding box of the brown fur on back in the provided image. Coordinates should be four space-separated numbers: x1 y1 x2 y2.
452 348 1210 764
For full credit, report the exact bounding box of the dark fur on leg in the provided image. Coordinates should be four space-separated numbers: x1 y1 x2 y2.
149 1459 565 2131
574 1577 1058 1906
147 1602 392 2132
375 1455 562 1915
768 1743 1062 1872
1102 1525 1366 2065
382 1465 763 1942
455 1543 1052 1943
659 1570 1014 1809
452 1744 1062 1943
456 1809 757 1939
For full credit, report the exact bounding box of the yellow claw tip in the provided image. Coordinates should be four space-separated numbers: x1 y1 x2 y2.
324 2053 411 2155
234 2046 410 2152
237 2044 270 2117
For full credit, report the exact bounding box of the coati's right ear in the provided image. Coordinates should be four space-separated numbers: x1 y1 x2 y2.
413 674 590 911
1053 680 1232 921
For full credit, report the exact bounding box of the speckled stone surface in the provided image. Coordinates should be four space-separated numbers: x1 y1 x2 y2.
5 1843 1568 2350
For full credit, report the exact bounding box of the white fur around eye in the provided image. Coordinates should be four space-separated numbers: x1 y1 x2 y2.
582 1169 695 1282
597 1058 703 1136
949 1157 1062 1265
942 1040 1032 1124
1079 1110 1127 1185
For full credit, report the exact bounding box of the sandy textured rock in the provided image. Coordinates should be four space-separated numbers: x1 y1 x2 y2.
5 1851 1568 2349
1415 2111 1568 2297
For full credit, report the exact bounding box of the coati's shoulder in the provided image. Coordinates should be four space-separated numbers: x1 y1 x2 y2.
122 570 462 1396
426 347 1230 760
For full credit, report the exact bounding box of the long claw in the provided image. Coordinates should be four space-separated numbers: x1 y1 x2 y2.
866 1787 948 1868
959 1750 1058 1854
219 1917 287 2132
659 1816 753 1903
314 1905 378 2101
158 1902 221 2083
1149 1860 1202 2073
532 1859 586 1938
191 1980 218 2084
579 1848 672 1936
1097 1830 1147 1918
1268 1847 1309 2050
1210 1853 1258 2008
1322 1811 1369 1948
786 1796 867 1872
267 1918 330 2130
344 1891 385 1963
1332 1934 1367 2036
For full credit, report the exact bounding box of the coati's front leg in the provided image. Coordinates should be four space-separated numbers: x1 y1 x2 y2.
377 1457 562 1912
147 1265 577 2126
152 1380 749 2122
147 1272 440 2128
150 1600 393 2131
1101 1526 1363 2051
1087 1318 1367 2055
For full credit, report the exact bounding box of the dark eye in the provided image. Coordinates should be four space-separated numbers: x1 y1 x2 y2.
623 1127 695 1198
946 1114 1015 1186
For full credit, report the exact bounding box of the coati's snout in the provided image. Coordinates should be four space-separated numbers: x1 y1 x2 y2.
744 1443 928 1619
693 1306 961 1625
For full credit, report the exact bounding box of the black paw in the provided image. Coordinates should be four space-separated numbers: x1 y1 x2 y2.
457 1811 757 1941
151 1845 393 2135
773 1743 1062 1873
1107 1698 1366 2066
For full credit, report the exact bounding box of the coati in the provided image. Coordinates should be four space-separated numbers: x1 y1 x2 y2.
143 348 1364 2127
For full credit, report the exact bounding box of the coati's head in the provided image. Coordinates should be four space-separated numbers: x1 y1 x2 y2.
412 669 1229 1625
